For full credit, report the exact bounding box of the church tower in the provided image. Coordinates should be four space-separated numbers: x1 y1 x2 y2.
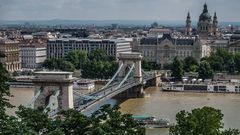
197 3 213 36
213 12 218 36
186 12 192 35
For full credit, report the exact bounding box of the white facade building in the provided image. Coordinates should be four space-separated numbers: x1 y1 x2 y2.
21 45 46 69
47 38 132 59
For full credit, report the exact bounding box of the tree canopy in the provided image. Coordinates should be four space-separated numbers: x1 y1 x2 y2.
65 50 87 69
43 49 118 79
43 58 75 72
198 60 213 80
171 57 184 81
183 56 199 72
170 106 240 135
2 105 145 135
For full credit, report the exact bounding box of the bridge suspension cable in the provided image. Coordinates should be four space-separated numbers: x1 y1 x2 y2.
73 90 97 100
116 63 135 89
142 69 150 77
26 90 41 108
44 90 60 114
100 63 123 90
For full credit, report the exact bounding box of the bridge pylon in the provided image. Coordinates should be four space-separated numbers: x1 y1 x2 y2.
118 52 143 83
31 71 74 111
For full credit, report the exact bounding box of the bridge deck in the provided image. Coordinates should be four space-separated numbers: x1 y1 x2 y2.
75 75 156 113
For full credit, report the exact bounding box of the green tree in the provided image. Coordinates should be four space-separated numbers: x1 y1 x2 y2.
234 53 240 73
222 129 240 135
198 60 213 80
171 57 184 81
0 61 12 114
183 56 199 72
170 107 239 135
11 105 144 135
89 49 108 61
142 59 153 71
42 58 59 70
215 49 233 71
207 54 224 72
59 61 75 72
65 51 87 69
227 56 235 74
16 106 52 134
43 58 75 72
0 53 29 134
89 105 145 135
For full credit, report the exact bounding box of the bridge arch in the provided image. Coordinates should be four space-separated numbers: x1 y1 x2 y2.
118 52 143 82
31 71 74 111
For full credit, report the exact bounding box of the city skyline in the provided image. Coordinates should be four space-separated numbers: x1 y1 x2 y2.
0 0 240 22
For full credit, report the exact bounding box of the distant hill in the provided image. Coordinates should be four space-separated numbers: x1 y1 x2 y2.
0 19 239 27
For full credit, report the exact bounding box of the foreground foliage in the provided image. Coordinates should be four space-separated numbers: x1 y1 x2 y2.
2 105 145 135
170 106 240 135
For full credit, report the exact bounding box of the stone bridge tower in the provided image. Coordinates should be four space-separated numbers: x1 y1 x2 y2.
116 52 144 98
118 52 143 82
32 71 74 110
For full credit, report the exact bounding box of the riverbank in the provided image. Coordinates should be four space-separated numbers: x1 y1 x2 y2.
120 87 240 135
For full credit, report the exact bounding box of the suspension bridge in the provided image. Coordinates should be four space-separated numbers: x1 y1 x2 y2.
26 52 162 116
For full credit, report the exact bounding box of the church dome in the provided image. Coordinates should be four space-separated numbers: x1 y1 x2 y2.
199 3 212 21
199 12 211 21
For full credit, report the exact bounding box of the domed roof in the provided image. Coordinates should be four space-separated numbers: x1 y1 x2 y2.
199 3 212 21
199 12 211 21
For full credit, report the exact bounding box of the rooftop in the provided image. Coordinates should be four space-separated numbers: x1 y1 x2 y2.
48 38 129 43
34 71 73 75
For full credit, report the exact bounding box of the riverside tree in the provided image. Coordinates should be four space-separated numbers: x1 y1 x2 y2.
183 56 199 72
171 57 184 81
170 106 240 135
198 60 213 80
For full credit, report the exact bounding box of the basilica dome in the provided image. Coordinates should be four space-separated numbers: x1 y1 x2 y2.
199 12 211 21
199 3 212 21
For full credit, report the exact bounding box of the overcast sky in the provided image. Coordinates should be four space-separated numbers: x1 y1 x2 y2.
0 0 239 22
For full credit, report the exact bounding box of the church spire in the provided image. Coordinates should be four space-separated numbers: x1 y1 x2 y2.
187 11 190 19
203 3 208 13
186 12 192 35
213 12 218 36
214 12 217 19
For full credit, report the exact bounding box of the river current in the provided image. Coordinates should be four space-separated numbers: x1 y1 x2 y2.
8 86 240 135
120 87 240 135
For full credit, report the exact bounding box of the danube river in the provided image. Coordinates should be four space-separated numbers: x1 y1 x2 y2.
7 86 240 135
120 87 240 135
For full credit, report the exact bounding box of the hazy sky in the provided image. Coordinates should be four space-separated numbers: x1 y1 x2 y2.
0 0 239 22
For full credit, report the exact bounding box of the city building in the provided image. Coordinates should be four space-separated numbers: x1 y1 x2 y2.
137 34 211 67
185 12 192 35
47 38 132 59
148 28 171 37
229 40 240 54
185 3 218 37
196 3 218 36
20 44 46 69
211 40 229 52
0 38 21 72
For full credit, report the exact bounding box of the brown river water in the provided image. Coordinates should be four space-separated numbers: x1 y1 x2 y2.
8 86 240 135
120 87 240 135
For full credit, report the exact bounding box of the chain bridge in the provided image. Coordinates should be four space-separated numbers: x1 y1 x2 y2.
26 52 162 116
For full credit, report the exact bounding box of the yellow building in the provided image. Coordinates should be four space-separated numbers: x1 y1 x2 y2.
0 38 21 72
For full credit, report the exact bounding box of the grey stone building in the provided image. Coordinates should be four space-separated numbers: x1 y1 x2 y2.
136 34 211 68
197 3 218 36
